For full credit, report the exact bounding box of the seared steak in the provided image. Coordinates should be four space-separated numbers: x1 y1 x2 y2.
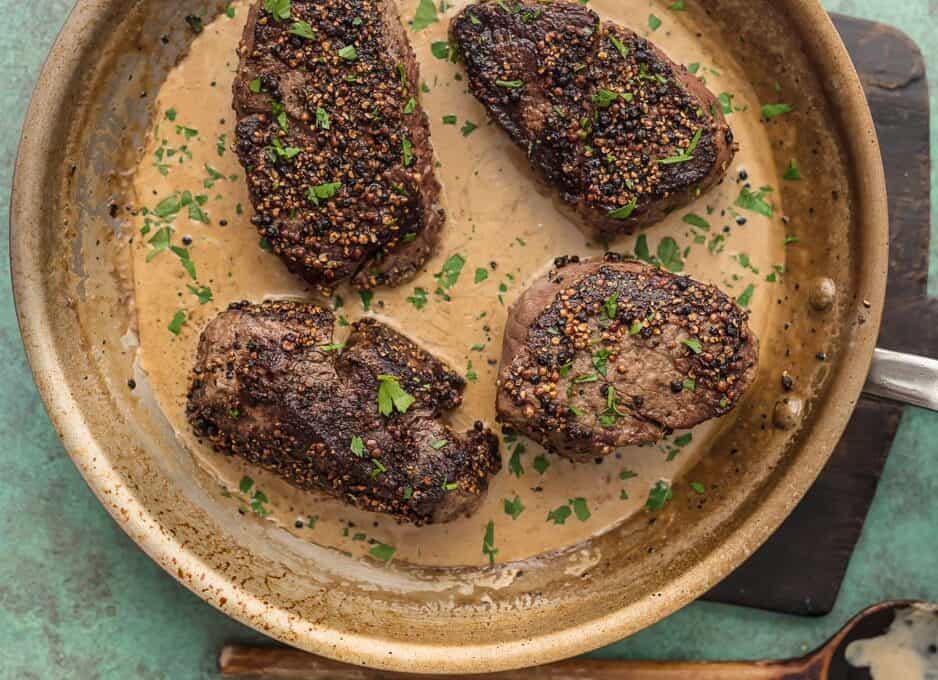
234 0 443 292
497 256 758 459
187 300 500 523
450 2 735 237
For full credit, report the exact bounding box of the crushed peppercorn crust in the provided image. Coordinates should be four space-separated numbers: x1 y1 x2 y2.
497 256 758 460
234 0 443 293
450 1 736 237
187 300 501 524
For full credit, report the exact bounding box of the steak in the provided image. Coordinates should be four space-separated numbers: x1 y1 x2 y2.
234 0 443 292
187 300 500 523
450 2 735 238
497 256 758 460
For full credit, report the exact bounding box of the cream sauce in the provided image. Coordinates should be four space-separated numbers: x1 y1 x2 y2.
845 605 938 680
129 0 784 566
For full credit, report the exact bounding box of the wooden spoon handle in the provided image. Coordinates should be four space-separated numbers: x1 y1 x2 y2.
219 646 806 680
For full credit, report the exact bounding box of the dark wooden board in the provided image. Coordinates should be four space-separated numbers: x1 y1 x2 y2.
704 14 932 615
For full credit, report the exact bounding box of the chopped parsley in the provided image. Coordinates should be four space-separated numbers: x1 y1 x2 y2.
683 213 710 231
571 497 591 522
359 290 373 311
442 480 458 491
717 92 734 114
495 79 523 89
307 181 342 205
167 310 187 336
442 114 457 125
508 442 524 477
609 35 628 59
315 106 331 129
410 0 439 30
474 267 489 283
350 436 365 457
401 138 414 166
430 439 449 450
682 338 703 354
648 14 662 31
370 458 386 478
461 120 478 136
657 236 683 272
407 287 428 310
646 480 673 511
735 186 774 217
658 128 702 165
187 285 213 305
263 0 291 20
377 375 415 416
592 88 619 108
608 196 638 220
430 41 451 59
369 542 396 562
482 520 497 565
690 481 706 495
337 44 358 61
289 20 316 39
783 159 802 180
404 98 417 114
761 103 793 119
503 495 525 520
737 284 755 308
547 505 572 525
603 291 619 319
433 253 466 298
533 455 550 474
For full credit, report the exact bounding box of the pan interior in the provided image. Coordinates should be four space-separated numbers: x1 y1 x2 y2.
11 0 885 670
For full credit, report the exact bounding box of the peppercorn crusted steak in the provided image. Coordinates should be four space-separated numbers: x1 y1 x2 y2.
234 0 443 291
450 1 735 238
187 301 500 523
497 257 758 460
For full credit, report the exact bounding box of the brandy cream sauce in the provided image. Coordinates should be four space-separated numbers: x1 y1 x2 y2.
130 0 784 566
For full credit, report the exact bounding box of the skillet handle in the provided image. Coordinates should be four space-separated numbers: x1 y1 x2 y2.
218 646 806 680
863 348 938 412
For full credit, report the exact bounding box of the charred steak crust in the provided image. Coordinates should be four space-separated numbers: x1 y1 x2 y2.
497 256 758 459
234 0 443 291
187 300 500 524
450 1 735 237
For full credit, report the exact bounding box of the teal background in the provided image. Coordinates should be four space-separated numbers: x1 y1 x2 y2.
1 1 935 677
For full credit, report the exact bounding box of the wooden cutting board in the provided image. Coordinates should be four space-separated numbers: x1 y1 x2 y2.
704 13 932 616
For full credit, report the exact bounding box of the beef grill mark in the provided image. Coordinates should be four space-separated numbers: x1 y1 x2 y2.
450 1 736 238
497 256 759 460
187 300 501 524
234 0 443 293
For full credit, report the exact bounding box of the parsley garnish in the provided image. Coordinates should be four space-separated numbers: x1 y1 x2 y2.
289 21 316 39
377 375 415 416
648 14 662 30
735 186 774 217
369 542 396 562
407 287 428 310
263 0 291 20
410 0 439 30
350 436 365 457
307 181 342 205
401 138 414 166
338 44 357 60
495 79 523 89
187 285 213 304
592 88 619 108
682 338 703 354
571 497 591 521
659 128 703 165
547 505 572 525
430 41 450 59
683 213 710 231
533 455 550 474
761 103 793 119
609 35 628 59
737 284 755 308
504 496 525 520
783 159 802 180
482 521 497 564
430 439 448 450
474 267 489 283
657 237 683 272
646 480 673 511
167 310 187 336
603 291 619 319
508 442 524 477
608 196 638 220
461 120 478 136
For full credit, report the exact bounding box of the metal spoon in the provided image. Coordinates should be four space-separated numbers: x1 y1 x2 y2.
219 600 936 679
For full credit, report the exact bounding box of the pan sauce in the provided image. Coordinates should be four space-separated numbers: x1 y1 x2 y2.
129 0 784 567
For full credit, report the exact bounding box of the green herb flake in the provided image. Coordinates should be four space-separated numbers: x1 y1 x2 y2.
289 20 316 39
657 237 683 272
442 480 458 491
410 0 439 30
187 285 213 305
648 14 662 30
592 88 619 108
682 338 703 354
735 186 774 217
737 284 755 308
608 196 638 220
461 120 478 136
263 0 291 20
620 469 638 480
474 267 489 283
508 442 524 478
376 374 415 416
547 505 572 525
504 495 525 520
359 289 373 312
571 497 591 521
350 436 365 457
690 481 706 495
369 542 396 562
249 78 262 94
435 253 466 291
407 287 428 310
338 44 358 60
307 181 342 205
603 291 619 319
609 35 628 59
430 41 450 59
239 476 254 493
634 234 653 263
167 310 187 336
646 480 673 511
442 114 458 125
403 97 417 114
482 520 497 564
683 213 710 231
761 103 793 119
370 458 387 478
783 159 802 181
668 0 686 9
533 455 550 474
430 439 449 450
495 79 523 89
401 138 414 166
165 108 177 121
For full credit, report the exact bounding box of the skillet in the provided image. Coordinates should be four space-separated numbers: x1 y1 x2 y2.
10 0 936 672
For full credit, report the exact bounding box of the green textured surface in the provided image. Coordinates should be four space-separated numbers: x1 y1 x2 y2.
0 1 935 677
